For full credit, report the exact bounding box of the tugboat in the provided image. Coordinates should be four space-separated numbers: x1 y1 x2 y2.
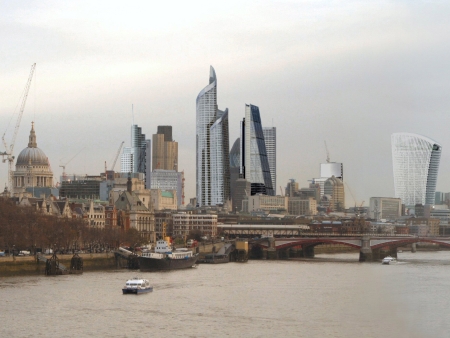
138 240 198 271
122 278 153 294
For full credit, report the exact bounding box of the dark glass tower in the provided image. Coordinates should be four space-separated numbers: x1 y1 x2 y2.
240 104 274 196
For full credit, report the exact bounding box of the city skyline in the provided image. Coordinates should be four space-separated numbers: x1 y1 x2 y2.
2 2 450 206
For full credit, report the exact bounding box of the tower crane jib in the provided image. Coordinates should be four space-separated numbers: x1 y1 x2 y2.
1 63 36 191
111 141 125 170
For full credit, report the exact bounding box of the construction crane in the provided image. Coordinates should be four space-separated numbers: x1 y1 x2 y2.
59 148 84 182
324 140 330 163
1 63 36 190
110 141 124 170
280 186 284 196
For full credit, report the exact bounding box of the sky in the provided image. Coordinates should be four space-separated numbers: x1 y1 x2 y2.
1 0 450 206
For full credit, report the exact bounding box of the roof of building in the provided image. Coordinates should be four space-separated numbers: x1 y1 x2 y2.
161 191 173 198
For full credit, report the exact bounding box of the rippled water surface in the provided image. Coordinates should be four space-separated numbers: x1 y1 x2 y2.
1 251 450 338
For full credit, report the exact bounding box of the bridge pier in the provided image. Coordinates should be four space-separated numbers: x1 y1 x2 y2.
359 236 373 262
411 243 417 253
301 245 315 258
267 248 278 260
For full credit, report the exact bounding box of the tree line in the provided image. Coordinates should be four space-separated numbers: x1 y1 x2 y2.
0 198 143 255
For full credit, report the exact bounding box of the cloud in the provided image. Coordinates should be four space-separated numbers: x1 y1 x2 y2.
1 1 450 205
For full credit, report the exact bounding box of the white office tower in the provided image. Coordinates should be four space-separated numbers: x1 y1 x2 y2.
392 133 442 206
320 162 343 181
263 127 276 194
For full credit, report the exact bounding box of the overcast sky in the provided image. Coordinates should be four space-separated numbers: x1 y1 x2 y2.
1 1 450 206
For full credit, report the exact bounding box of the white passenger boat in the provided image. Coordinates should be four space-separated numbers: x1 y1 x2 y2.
381 256 397 265
122 278 153 294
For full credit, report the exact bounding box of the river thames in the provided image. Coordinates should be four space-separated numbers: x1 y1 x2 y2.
1 251 450 338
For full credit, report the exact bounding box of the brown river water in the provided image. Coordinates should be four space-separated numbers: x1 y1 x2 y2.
1 251 450 338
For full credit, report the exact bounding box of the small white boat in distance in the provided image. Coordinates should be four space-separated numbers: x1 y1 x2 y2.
382 256 397 265
122 278 153 294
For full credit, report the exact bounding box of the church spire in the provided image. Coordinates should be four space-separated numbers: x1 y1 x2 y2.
28 122 37 148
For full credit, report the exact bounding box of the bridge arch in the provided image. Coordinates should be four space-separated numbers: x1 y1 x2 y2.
276 239 361 250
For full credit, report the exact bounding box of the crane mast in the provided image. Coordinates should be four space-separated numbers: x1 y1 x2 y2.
1 63 36 191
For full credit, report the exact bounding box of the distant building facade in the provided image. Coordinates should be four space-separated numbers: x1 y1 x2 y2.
369 197 402 220
288 197 317 216
324 176 345 211
243 194 287 213
151 189 178 211
150 169 182 206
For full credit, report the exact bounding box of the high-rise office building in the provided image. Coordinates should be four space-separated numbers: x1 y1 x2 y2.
392 133 442 206
324 176 345 211
313 162 343 199
121 147 133 173
196 66 230 206
240 104 274 196
157 126 172 142
152 126 178 171
131 124 148 174
263 127 276 193
121 124 151 188
210 109 230 205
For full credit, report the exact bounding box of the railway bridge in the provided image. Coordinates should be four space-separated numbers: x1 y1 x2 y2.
249 235 450 262
218 224 450 261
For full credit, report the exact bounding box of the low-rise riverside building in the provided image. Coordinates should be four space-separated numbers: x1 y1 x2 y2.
406 217 440 236
368 197 402 220
242 194 287 213
288 197 317 216
172 212 217 238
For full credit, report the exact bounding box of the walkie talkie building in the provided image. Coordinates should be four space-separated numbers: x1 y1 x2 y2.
391 133 442 206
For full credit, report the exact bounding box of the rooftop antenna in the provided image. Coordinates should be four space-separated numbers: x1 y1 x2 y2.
132 104 134 125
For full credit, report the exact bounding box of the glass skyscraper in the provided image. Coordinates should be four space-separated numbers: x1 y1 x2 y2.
392 133 442 206
210 109 230 205
240 104 274 196
196 66 230 206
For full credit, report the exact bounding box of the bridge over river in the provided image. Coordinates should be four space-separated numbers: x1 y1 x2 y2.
248 235 450 261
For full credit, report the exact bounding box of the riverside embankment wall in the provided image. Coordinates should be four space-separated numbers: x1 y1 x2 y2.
0 253 116 276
